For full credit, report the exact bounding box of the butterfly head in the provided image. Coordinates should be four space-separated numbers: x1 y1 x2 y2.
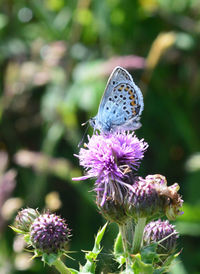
89 117 96 129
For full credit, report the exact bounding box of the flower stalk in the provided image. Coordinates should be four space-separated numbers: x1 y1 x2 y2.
132 217 146 254
119 223 132 268
52 258 71 274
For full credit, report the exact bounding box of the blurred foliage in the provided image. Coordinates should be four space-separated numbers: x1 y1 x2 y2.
0 0 200 273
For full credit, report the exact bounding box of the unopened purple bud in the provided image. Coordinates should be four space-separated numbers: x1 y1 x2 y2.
14 208 40 232
143 219 179 254
144 174 183 220
96 182 130 225
30 213 70 254
126 177 164 221
126 174 183 221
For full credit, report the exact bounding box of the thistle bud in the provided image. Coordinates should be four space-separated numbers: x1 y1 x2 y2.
143 219 179 255
14 208 39 232
126 174 183 221
30 212 70 254
126 177 164 221
96 185 130 225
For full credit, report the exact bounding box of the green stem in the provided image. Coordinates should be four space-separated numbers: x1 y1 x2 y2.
132 217 146 254
119 224 129 254
52 258 71 274
119 222 132 268
125 218 134 247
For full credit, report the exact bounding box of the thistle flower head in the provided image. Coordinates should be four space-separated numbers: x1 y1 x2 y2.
73 132 148 205
14 208 39 232
96 183 130 225
74 132 147 182
30 212 70 254
145 174 184 220
143 219 179 254
126 174 183 221
126 177 163 221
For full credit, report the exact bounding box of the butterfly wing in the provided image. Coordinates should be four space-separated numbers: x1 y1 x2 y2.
98 66 133 113
93 66 144 132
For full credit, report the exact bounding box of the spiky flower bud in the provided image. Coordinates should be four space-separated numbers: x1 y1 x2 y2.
96 183 130 225
143 219 179 254
30 213 70 254
126 176 164 221
14 208 39 232
126 174 183 221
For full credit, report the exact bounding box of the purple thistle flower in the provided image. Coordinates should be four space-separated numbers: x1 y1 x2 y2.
73 132 148 205
143 219 179 255
30 213 70 254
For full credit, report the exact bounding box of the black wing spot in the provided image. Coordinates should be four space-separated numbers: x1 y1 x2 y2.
123 106 127 110
114 95 118 99
106 107 109 110
113 81 116 85
120 95 123 98
113 110 116 114
135 106 140 115
124 117 127 121
123 97 126 100
126 110 130 114
109 97 112 101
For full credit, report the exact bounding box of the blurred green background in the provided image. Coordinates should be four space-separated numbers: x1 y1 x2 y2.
0 0 200 273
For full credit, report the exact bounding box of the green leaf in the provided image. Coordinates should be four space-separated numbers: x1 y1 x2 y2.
161 250 181 269
141 243 159 264
153 268 165 274
80 222 108 273
9 225 26 234
68 269 79 274
93 222 108 251
114 231 123 254
42 253 60 266
113 231 126 266
121 266 134 274
24 234 31 244
132 254 154 274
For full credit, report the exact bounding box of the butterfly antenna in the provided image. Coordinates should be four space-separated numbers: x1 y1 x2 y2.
81 120 88 126
78 120 90 148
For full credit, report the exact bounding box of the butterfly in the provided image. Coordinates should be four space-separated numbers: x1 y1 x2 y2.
90 66 144 133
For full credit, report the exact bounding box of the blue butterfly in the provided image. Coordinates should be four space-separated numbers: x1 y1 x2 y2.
90 66 144 133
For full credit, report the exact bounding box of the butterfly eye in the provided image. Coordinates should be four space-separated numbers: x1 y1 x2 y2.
89 118 96 127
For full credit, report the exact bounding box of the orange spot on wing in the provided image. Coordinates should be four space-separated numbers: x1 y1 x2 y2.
131 101 136 106
128 90 133 95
